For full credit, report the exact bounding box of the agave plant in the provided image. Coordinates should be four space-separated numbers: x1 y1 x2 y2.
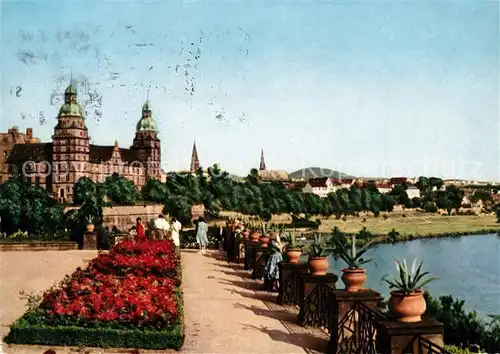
283 229 300 249
307 233 329 257
260 221 268 235
330 227 374 269
381 258 438 295
86 215 94 224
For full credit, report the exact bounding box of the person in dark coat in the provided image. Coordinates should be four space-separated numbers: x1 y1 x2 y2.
223 221 231 253
226 221 237 262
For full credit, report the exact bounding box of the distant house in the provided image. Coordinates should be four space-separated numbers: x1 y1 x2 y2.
375 182 392 194
390 177 408 185
406 186 420 199
257 169 291 183
302 177 335 198
288 180 307 191
338 178 354 189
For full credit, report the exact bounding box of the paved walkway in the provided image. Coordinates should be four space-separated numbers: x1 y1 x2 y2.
181 250 328 354
1 249 328 353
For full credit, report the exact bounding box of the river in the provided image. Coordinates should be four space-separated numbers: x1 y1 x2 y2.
324 233 500 319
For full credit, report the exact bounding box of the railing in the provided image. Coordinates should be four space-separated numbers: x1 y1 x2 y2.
334 302 383 354
299 278 335 328
402 335 453 354
332 300 453 354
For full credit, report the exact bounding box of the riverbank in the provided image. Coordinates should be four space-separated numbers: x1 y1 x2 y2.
215 212 500 244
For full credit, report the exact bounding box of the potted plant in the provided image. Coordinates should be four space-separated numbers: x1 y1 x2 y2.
86 215 95 232
330 228 373 291
381 258 438 322
249 220 261 242
241 221 250 239
259 221 270 247
307 233 329 275
283 229 302 263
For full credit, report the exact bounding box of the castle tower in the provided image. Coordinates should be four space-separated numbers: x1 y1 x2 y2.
51 81 90 202
132 100 161 178
190 141 200 173
259 149 266 171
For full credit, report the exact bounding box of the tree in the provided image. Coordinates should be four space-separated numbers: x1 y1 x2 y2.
436 191 452 215
73 177 99 205
103 173 140 205
141 178 167 203
390 184 411 208
445 185 464 214
0 176 64 238
416 177 430 193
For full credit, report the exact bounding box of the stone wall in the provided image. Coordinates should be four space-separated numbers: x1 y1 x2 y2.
102 204 164 231
64 204 164 231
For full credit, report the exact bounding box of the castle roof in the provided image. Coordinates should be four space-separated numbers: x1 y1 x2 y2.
6 143 52 164
136 100 158 132
89 145 139 164
58 83 85 118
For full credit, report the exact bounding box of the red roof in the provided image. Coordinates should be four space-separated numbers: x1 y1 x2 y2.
308 177 330 187
390 177 408 184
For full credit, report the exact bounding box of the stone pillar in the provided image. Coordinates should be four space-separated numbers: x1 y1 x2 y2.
83 231 97 250
277 262 310 306
251 246 270 280
376 318 445 354
297 273 338 328
327 289 382 354
244 240 259 270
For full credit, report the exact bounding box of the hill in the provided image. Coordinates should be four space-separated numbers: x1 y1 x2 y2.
289 167 354 180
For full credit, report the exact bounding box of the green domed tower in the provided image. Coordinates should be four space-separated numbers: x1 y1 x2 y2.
132 100 161 177
51 81 90 202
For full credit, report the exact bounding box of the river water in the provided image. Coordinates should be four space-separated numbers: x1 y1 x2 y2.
324 234 500 318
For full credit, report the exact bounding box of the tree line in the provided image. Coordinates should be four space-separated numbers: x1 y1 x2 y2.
0 167 499 239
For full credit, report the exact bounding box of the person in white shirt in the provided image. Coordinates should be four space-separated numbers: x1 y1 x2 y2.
153 214 170 240
170 217 182 258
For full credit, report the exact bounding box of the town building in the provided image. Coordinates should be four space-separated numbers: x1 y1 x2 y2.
256 149 290 183
0 127 41 183
302 177 335 198
190 141 200 173
2 82 163 203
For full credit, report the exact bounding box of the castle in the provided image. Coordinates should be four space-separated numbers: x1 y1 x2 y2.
0 82 163 203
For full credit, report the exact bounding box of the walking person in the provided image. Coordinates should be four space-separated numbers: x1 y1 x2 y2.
219 224 224 251
263 235 284 292
153 214 170 240
170 217 182 258
135 217 146 242
196 217 209 254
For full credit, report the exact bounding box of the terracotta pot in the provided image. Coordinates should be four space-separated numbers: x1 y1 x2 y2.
259 235 270 247
389 289 426 322
250 231 260 242
308 256 328 275
241 230 250 239
268 231 277 240
286 248 302 264
86 223 95 232
341 268 367 292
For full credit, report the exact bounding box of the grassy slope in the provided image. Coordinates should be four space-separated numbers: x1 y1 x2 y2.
217 210 500 236
318 214 500 235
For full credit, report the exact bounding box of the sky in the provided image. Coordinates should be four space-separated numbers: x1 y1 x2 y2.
0 1 498 180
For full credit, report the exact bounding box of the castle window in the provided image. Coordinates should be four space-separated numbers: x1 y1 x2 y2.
35 176 40 186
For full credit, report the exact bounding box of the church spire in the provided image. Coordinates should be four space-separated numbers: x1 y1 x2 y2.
190 140 200 173
259 149 266 170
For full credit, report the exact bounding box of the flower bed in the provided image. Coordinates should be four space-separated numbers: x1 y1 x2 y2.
4 240 184 350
